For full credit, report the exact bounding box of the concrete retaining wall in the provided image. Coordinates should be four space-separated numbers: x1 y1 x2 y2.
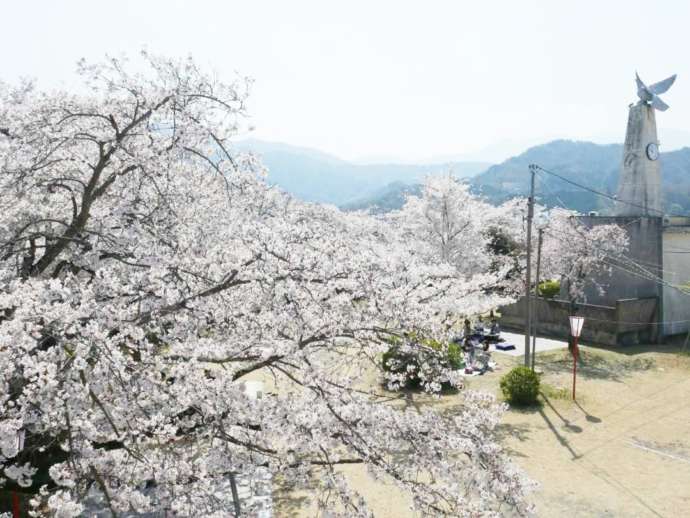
500 296 658 346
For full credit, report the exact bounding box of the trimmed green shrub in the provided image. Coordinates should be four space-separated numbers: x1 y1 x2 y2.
538 279 560 298
500 366 540 406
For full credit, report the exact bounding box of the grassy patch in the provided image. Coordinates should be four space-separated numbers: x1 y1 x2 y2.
540 383 570 401
537 348 655 382
672 349 690 370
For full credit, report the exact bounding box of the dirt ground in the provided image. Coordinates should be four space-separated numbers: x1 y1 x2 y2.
492 345 690 517
274 343 690 517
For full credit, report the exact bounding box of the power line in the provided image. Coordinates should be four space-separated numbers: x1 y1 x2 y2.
577 315 690 326
534 171 650 249
541 226 690 296
534 169 572 212
603 257 677 291
534 164 690 284
533 164 689 218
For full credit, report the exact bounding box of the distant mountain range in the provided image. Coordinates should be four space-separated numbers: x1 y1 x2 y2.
472 140 622 213
340 181 423 213
232 139 690 214
233 139 490 205
341 140 690 214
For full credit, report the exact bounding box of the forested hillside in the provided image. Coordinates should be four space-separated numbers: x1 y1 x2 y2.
343 140 690 214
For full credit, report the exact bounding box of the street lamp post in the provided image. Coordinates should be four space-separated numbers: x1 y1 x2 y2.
569 315 585 400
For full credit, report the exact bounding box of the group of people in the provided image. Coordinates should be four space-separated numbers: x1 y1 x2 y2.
452 315 501 375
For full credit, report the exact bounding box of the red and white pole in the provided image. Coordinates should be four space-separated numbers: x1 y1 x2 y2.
569 315 584 401
11 491 21 518
572 336 579 400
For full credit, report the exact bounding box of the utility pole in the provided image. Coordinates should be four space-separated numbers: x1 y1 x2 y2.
524 164 536 367
531 227 543 371
229 472 241 517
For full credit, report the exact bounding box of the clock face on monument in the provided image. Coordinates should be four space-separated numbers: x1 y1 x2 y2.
646 142 660 161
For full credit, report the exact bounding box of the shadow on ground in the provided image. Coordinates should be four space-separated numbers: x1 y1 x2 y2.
532 394 583 460
536 349 655 382
273 475 320 517
494 422 533 458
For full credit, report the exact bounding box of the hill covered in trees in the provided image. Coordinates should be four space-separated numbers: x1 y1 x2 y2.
233 139 489 205
342 140 690 214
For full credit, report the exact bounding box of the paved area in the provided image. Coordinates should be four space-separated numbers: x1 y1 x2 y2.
492 331 569 357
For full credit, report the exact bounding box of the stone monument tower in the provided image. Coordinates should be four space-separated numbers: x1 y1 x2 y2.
615 73 676 216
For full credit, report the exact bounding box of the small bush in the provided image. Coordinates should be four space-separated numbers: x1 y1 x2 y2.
538 279 560 298
500 366 540 406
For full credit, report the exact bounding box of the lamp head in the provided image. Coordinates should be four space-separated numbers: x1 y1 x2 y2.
569 315 585 338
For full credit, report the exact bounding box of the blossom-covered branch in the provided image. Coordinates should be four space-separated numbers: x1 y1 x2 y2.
0 54 533 516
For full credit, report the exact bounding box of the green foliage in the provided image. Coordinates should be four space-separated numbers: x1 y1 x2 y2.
540 383 569 400
500 366 540 406
381 347 406 373
486 226 519 257
447 342 463 369
538 279 560 298
381 346 421 389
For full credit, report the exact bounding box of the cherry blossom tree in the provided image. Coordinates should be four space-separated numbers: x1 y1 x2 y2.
393 175 526 299
537 208 629 302
0 54 534 516
394 175 629 309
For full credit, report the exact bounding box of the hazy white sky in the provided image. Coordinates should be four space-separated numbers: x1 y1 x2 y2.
3 0 690 162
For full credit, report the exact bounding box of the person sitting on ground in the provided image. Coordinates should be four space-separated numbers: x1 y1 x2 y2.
462 336 475 373
463 318 471 339
476 339 492 374
474 316 484 334
489 319 500 336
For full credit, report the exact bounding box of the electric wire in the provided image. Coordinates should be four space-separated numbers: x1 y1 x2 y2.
524 163 690 331
543 226 687 293
533 164 690 218
534 166 690 282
